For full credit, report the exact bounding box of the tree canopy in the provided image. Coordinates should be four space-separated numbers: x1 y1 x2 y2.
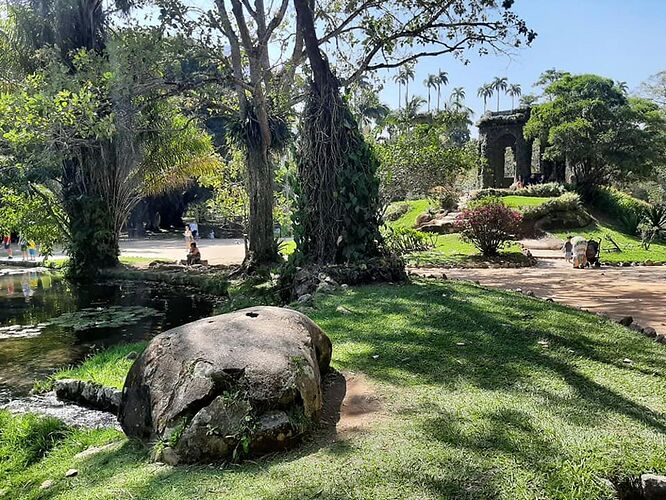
525 73 666 195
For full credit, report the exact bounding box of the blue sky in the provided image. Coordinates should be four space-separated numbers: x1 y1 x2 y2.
378 0 666 121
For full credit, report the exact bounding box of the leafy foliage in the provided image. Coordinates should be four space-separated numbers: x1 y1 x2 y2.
522 192 582 221
382 226 436 256
376 121 478 204
455 200 522 256
525 74 666 195
590 187 650 235
640 204 666 250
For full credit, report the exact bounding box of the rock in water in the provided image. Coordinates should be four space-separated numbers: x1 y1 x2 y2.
119 306 332 464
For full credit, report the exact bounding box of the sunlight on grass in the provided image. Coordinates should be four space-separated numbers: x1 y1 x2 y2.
6 281 666 499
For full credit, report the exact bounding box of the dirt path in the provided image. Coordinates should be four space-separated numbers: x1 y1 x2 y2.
414 258 666 335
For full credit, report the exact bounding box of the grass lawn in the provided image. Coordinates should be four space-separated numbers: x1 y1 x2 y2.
32 342 148 393
3 280 666 499
388 199 525 267
502 195 554 209
550 222 666 264
387 199 435 230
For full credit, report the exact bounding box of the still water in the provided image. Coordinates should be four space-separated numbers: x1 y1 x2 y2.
0 269 222 402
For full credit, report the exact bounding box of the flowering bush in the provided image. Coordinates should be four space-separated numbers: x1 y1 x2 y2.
455 201 522 256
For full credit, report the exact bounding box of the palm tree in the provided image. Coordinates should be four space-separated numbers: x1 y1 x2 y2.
507 83 522 110
477 84 493 112
436 70 448 112
424 74 438 113
617 80 629 95
401 64 416 108
492 76 508 111
450 86 466 104
402 96 426 121
393 72 404 110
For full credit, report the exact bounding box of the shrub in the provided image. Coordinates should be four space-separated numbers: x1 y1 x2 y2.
640 204 666 250
383 226 437 255
428 186 459 210
519 182 566 197
590 187 650 235
454 201 522 256
384 202 411 222
467 196 506 210
470 183 566 201
522 192 581 220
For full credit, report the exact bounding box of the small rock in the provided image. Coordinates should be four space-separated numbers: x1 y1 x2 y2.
618 316 633 327
316 281 336 294
456 342 466 346
656 335 666 345
515 288 523 293
340 284 349 290
629 323 644 333
474 280 481 285
159 446 180 466
372 355 380 360
125 351 138 360
296 294 312 304
643 327 657 338
524 291 535 297
546 298 554 302
623 358 633 364
73 442 119 460
40 480 55 490
641 473 666 500
64 469 78 478
335 305 352 315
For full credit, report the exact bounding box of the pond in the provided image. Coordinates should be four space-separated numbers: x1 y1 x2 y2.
0 268 223 403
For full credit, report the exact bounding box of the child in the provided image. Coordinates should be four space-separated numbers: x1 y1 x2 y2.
563 236 573 263
2 234 12 259
27 240 37 261
19 236 28 261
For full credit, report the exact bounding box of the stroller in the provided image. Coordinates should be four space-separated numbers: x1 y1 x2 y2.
586 239 601 268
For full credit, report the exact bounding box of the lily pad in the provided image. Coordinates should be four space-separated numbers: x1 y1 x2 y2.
48 306 161 331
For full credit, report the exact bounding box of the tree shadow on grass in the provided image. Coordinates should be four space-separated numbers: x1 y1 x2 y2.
310 280 666 432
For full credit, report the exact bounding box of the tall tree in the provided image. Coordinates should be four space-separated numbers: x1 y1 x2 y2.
400 64 416 108
492 76 508 111
525 73 666 196
477 83 493 111
425 74 438 113
393 72 404 110
154 0 535 267
436 70 448 112
507 83 522 109
292 0 382 265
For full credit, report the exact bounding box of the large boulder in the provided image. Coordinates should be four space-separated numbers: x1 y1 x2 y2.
118 306 332 464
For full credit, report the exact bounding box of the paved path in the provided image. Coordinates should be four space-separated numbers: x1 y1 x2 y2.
415 258 666 335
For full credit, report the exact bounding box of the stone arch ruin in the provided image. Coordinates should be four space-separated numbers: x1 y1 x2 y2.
477 108 565 188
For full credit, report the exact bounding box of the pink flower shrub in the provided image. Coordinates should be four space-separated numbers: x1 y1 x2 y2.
454 202 522 256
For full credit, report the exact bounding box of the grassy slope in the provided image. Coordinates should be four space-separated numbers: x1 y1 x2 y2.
4 280 666 499
387 199 525 266
551 222 666 264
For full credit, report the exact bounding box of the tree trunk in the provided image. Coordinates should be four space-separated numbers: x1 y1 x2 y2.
245 142 276 265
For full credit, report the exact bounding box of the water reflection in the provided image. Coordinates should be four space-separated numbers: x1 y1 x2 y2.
0 270 222 400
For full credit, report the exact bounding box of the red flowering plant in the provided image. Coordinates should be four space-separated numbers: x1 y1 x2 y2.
454 199 522 256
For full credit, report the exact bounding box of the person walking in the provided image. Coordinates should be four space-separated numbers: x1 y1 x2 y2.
562 236 573 263
2 234 12 259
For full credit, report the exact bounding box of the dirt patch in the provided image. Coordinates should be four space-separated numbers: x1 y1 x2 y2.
320 371 382 438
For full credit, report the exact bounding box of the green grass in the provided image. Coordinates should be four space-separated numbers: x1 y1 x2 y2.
33 342 148 392
408 235 525 267
387 199 435 230
46 257 172 269
4 280 666 499
551 222 666 264
502 195 554 209
388 199 525 267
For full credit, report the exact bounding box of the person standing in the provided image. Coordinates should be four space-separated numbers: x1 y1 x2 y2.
190 220 199 240
19 236 28 261
2 234 12 259
562 236 573 263
184 225 193 249
27 240 37 261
